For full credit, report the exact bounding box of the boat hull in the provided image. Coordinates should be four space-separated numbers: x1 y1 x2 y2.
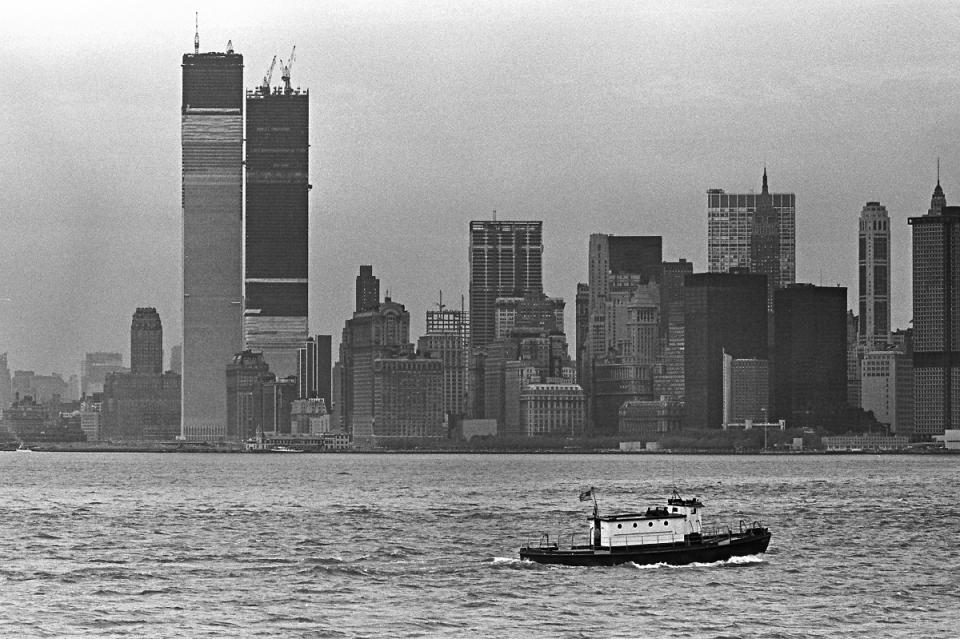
519 528 771 567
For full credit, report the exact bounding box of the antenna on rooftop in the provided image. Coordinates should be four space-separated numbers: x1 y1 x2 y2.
194 12 199 54
436 291 445 311
493 209 497 221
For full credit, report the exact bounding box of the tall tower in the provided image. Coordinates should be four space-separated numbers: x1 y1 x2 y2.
750 169 780 310
181 33 244 440
417 303 469 420
131 308 163 375
356 265 380 313
683 272 768 429
244 71 309 378
909 177 960 437
858 202 891 349
468 220 543 352
707 171 796 301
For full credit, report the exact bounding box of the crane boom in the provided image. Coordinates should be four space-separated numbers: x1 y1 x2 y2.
261 55 277 93
281 45 296 94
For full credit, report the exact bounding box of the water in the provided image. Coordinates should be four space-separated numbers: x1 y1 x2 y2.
0 452 957 637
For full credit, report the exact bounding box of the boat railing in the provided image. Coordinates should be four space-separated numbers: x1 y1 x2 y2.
607 532 682 548
523 531 591 550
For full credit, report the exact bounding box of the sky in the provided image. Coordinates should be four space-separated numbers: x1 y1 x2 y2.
2 0 960 375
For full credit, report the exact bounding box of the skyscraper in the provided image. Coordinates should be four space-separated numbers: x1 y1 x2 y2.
584 234 663 433
244 74 310 378
859 202 891 349
181 34 244 440
683 272 768 429
909 178 960 436
131 308 163 375
356 265 380 313
417 305 469 420
773 285 847 429
707 171 796 305
468 221 543 351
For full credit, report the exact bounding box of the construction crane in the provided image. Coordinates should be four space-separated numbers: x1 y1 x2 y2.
281 45 296 94
261 55 277 93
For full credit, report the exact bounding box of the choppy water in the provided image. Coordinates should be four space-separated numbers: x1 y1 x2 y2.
0 452 957 637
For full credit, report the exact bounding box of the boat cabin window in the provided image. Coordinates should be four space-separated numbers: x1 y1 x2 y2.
617 524 622 529
692 508 697 513
633 523 638 528
648 522 653 527
672 507 678 512
663 521 669 526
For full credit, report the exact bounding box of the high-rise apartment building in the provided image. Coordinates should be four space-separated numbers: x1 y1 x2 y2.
181 36 244 440
244 78 310 378
468 221 543 351
684 272 768 429
707 171 796 306
909 179 960 436
859 202 891 349
131 308 163 375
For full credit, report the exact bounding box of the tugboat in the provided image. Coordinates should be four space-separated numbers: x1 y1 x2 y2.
519 488 771 566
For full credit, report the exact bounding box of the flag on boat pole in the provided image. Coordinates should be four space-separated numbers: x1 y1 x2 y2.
579 487 594 502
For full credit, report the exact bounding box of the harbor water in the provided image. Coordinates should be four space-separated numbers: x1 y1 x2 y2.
0 452 957 637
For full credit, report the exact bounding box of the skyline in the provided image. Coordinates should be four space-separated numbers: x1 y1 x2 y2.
4 1 960 373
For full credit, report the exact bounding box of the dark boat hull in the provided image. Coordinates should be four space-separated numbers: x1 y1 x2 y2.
519 528 771 567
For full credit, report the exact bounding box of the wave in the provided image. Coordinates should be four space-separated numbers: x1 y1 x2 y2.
625 554 765 570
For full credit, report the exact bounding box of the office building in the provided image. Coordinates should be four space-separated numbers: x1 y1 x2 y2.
707 171 796 307
244 76 310 378
619 396 683 440
297 335 332 411
909 179 960 436
226 350 273 441
684 272 768 429
181 35 244 440
722 354 770 427
859 202 891 349
417 306 469 419
584 235 664 434
356 265 380 313
339 290 412 443
131 308 163 375
81 352 124 397
861 349 913 436
102 309 181 440
468 221 543 351
373 356 445 439
170 345 182 375
0 353 11 409
773 285 847 428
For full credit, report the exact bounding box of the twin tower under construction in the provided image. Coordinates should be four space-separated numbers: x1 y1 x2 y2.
181 33 309 440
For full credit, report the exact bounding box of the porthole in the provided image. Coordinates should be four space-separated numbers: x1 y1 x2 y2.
617 523 622 529
663 521 669 526
648 522 653 527
633 523 638 528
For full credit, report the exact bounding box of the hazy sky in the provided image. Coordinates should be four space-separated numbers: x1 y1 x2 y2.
2 0 959 375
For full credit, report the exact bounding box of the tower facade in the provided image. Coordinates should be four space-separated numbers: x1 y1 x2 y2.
707 172 796 300
181 40 244 440
859 202 891 349
131 308 163 375
244 82 309 378
356 265 380 313
417 308 469 419
683 272 768 429
909 179 960 436
468 221 543 351
773 285 847 429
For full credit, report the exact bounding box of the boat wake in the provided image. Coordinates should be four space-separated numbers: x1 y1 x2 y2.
625 553 766 570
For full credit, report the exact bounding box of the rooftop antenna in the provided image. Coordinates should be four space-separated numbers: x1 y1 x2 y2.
226 39 234 54
436 291 445 311
194 12 199 54
493 209 497 221
938 156 941 186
